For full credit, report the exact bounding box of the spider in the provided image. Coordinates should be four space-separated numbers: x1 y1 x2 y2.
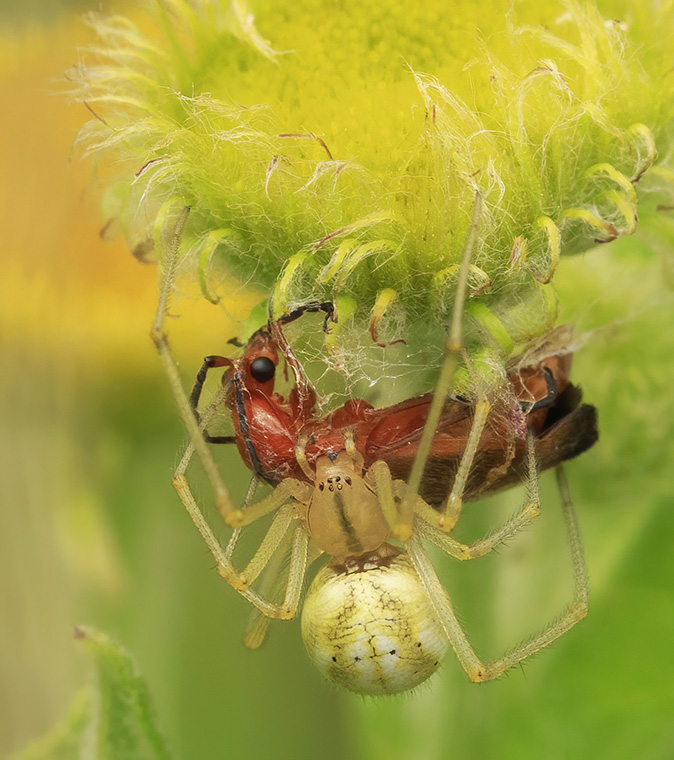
150 203 597 695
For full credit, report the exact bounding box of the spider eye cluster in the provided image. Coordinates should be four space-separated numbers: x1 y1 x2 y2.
301 553 448 695
249 356 276 383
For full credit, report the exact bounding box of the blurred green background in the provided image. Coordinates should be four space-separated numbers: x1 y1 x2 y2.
1 2 673 759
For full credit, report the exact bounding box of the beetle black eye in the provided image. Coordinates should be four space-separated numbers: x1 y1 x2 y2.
250 356 276 383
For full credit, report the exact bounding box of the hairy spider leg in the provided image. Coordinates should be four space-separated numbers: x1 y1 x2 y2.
398 192 483 535
368 434 541 560
172 415 313 616
173 382 312 619
150 207 237 524
405 463 588 682
242 529 297 648
412 432 541 558
150 208 312 615
417 362 560 533
243 535 324 649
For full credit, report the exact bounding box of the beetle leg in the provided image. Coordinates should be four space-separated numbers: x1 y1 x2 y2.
479 426 516 493
277 301 336 331
189 355 236 444
522 365 558 413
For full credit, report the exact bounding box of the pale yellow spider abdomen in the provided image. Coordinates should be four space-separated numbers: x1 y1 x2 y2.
301 550 449 695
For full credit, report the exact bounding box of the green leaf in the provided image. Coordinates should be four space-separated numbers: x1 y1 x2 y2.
13 691 90 760
14 627 172 760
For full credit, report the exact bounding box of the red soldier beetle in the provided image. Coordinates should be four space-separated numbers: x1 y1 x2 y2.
189 308 597 514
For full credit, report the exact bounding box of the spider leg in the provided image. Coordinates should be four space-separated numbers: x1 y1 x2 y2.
414 500 538 560
150 207 237 523
368 459 415 541
416 499 538 563
295 435 316 480
394 432 540 557
244 539 324 649
170 335 312 618
221 472 262 567
243 531 295 649
406 462 588 682
440 396 491 531
223 504 298 591
399 193 482 526
233 478 313 527
242 473 261 507
173 462 310 618
405 531 485 678
417 425 541 542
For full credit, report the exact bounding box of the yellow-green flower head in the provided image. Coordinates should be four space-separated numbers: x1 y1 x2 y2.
73 0 674 367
